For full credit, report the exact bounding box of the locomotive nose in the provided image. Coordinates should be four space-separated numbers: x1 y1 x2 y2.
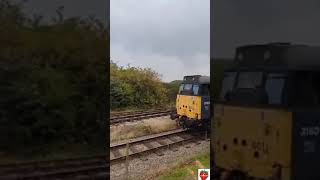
170 112 178 120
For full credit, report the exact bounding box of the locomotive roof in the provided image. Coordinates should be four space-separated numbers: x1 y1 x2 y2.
182 75 210 84
232 42 320 70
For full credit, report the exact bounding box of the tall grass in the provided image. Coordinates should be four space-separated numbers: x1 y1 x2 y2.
110 116 177 143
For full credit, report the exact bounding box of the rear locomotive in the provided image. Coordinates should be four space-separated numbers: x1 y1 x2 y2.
213 43 320 180
171 75 210 129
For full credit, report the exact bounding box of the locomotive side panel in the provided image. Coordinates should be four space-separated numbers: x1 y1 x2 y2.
292 111 320 180
214 104 293 179
201 96 210 120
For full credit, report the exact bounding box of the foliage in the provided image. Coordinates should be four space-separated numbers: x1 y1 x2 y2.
0 0 108 154
110 61 175 109
163 80 182 104
211 59 233 99
157 151 210 180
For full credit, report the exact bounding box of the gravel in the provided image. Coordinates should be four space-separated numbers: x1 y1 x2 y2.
110 138 210 180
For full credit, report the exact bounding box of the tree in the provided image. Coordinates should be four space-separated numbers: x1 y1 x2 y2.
110 61 169 110
0 0 108 154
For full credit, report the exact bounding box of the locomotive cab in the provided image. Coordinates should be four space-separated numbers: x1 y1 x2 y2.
172 75 210 129
213 43 320 180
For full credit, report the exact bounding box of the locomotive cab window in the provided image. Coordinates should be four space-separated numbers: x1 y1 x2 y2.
200 84 210 96
237 71 263 89
179 83 193 95
231 71 264 105
178 84 184 94
265 73 287 105
220 72 237 101
291 71 320 107
192 84 199 95
183 84 193 91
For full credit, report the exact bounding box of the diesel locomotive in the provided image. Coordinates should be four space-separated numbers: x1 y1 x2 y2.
213 43 320 180
171 75 210 129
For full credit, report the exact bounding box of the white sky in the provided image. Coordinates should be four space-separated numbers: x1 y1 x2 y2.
111 0 210 82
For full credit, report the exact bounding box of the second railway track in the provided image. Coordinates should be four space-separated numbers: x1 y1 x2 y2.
110 128 208 163
110 109 174 125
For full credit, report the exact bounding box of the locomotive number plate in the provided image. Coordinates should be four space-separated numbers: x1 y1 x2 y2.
251 141 269 154
300 127 320 137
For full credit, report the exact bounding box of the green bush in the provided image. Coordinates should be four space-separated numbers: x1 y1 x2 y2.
110 62 172 109
0 0 107 153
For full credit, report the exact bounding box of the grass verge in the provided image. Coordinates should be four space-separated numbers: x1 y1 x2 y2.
155 151 210 180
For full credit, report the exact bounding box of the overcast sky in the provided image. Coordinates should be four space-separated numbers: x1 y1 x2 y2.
20 0 108 24
111 0 210 82
212 0 320 58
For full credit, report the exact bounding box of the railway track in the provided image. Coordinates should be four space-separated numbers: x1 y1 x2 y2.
0 155 108 180
110 128 207 163
110 110 148 117
110 108 173 117
0 129 206 179
110 109 174 125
